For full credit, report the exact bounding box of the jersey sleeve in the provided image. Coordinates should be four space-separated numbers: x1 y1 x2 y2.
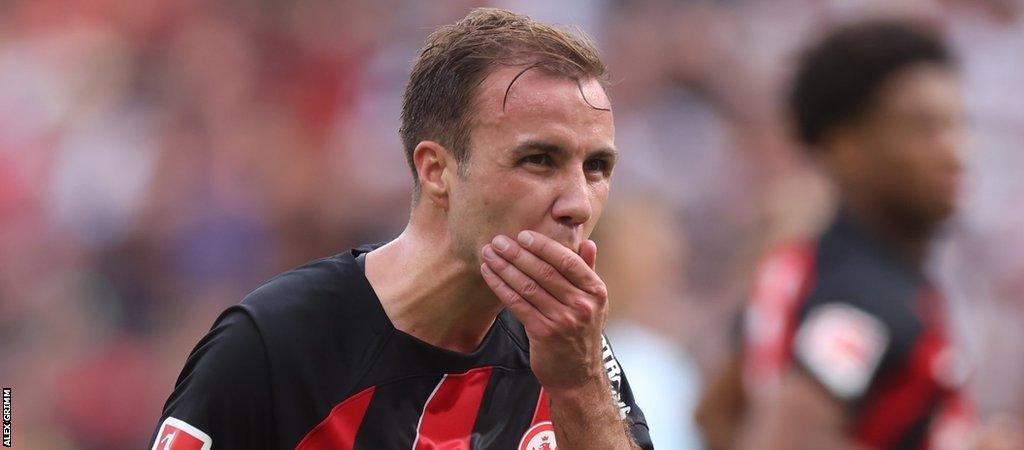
150 308 274 450
602 335 654 449
790 301 893 405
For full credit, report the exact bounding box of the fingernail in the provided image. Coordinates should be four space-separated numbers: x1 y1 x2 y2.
493 235 511 251
517 230 533 246
482 245 498 260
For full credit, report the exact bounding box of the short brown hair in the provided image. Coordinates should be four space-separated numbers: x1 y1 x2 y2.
400 8 608 190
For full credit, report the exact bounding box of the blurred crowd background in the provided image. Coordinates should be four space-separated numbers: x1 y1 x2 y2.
1 0 1022 448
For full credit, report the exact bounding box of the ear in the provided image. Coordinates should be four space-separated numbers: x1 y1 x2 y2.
413 140 454 211
819 127 866 188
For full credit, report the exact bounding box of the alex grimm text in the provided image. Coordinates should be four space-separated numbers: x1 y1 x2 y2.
2 387 10 447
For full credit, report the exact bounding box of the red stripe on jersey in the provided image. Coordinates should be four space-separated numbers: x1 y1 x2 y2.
744 242 817 395
531 388 550 424
295 385 376 450
852 326 944 448
412 366 494 450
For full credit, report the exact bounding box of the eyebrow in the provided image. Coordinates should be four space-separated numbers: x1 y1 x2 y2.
510 140 618 161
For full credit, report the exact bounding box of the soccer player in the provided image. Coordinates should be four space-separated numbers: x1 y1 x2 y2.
704 20 1016 450
150 8 652 450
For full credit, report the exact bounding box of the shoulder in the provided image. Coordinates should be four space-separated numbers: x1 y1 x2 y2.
801 232 926 354
792 244 926 402
235 249 392 368
241 250 384 323
786 220 935 399
804 244 922 336
156 308 275 448
243 253 352 313
807 217 922 320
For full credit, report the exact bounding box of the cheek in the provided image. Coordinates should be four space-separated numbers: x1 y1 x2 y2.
590 183 610 215
877 144 950 212
893 142 941 184
870 135 918 179
463 175 537 226
477 177 522 209
584 183 611 230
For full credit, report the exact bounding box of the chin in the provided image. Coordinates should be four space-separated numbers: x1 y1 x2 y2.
935 204 958 223
933 192 960 218
916 201 957 228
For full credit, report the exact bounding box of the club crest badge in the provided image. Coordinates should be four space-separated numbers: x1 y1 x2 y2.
518 421 557 450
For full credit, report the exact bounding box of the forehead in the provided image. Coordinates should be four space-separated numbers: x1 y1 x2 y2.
471 65 613 146
874 64 960 114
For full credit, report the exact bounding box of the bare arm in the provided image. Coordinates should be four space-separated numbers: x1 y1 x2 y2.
480 231 639 449
547 380 640 450
739 369 866 450
695 351 746 450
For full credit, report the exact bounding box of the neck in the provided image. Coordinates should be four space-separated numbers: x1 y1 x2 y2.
839 192 935 269
364 208 503 354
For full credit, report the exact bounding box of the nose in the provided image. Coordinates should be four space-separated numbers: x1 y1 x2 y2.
551 168 593 228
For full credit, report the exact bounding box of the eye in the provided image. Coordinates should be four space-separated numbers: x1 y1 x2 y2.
583 158 610 174
521 154 553 166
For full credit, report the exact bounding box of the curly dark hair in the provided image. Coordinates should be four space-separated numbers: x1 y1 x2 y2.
788 20 954 148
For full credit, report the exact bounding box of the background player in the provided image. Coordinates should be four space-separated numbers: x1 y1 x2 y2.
700 19 1022 450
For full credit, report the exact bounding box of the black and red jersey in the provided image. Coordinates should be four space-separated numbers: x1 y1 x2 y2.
151 245 652 450
743 213 974 450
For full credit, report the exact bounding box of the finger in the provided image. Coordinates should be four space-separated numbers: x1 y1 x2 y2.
580 239 597 270
516 230 605 296
480 262 552 327
482 244 568 318
489 235 580 301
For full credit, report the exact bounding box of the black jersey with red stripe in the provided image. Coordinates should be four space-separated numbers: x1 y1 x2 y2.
743 213 974 450
151 245 652 450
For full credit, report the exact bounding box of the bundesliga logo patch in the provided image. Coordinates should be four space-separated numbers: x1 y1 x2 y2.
152 417 212 450
794 302 888 400
518 421 557 450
